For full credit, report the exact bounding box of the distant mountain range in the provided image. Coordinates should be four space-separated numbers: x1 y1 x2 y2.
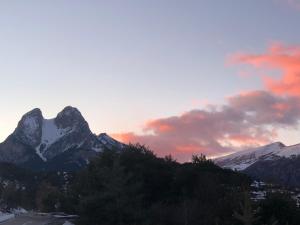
2 107 300 186
215 142 300 187
0 106 125 171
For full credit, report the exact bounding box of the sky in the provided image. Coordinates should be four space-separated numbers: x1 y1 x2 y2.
1 0 300 161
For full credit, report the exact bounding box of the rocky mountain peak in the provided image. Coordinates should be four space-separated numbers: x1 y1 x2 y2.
25 108 43 116
271 142 285 148
0 106 125 171
14 108 44 147
58 106 81 117
55 106 88 130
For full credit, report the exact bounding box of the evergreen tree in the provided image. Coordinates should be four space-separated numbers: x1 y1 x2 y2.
233 192 257 225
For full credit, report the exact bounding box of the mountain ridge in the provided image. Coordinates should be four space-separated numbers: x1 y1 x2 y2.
0 106 125 171
215 141 300 170
215 141 300 186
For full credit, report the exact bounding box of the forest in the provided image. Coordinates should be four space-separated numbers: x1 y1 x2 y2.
1 144 300 225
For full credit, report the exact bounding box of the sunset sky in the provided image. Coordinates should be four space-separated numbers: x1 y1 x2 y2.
1 0 300 161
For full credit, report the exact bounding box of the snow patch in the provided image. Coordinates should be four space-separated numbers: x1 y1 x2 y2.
63 221 75 225
35 119 72 161
92 146 103 152
10 207 27 215
277 143 300 158
0 213 15 222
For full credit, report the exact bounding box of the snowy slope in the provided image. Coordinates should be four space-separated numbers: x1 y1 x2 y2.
214 142 300 170
0 213 14 222
35 119 72 161
277 143 300 157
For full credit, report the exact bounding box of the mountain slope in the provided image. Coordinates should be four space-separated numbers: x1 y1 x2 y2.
243 156 300 187
215 142 300 171
0 106 124 171
215 142 285 170
215 142 300 187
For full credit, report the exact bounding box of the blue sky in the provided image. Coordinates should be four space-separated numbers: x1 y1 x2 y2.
1 1 300 159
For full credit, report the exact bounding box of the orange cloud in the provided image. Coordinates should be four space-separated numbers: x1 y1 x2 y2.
175 144 207 153
226 134 270 146
272 102 291 112
145 120 174 133
232 43 300 96
111 132 136 143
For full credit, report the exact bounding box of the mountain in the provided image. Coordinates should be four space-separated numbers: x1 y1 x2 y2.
0 106 125 171
215 142 284 170
215 142 300 186
215 142 300 170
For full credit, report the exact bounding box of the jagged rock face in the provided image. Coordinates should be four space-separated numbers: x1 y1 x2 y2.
14 108 43 148
0 106 125 171
0 135 39 164
55 106 89 130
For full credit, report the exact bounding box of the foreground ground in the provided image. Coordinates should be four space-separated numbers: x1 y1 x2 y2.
0 212 68 225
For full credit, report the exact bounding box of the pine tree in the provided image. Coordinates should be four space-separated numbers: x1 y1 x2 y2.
233 192 257 225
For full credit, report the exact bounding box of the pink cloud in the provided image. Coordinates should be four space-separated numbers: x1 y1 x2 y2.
112 90 300 162
232 43 300 97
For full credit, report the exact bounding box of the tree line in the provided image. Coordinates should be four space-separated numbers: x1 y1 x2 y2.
0 144 300 224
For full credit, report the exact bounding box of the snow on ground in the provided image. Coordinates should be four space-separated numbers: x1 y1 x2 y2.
35 119 71 161
63 221 75 225
0 213 15 222
10 207 27 215
277 143 300 157
53 214 78 219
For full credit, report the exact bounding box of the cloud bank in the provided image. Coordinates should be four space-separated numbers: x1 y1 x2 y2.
112 43 300 161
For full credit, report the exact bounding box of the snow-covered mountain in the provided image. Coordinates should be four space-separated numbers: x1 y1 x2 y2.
215 142 300 170
0 106 125 171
